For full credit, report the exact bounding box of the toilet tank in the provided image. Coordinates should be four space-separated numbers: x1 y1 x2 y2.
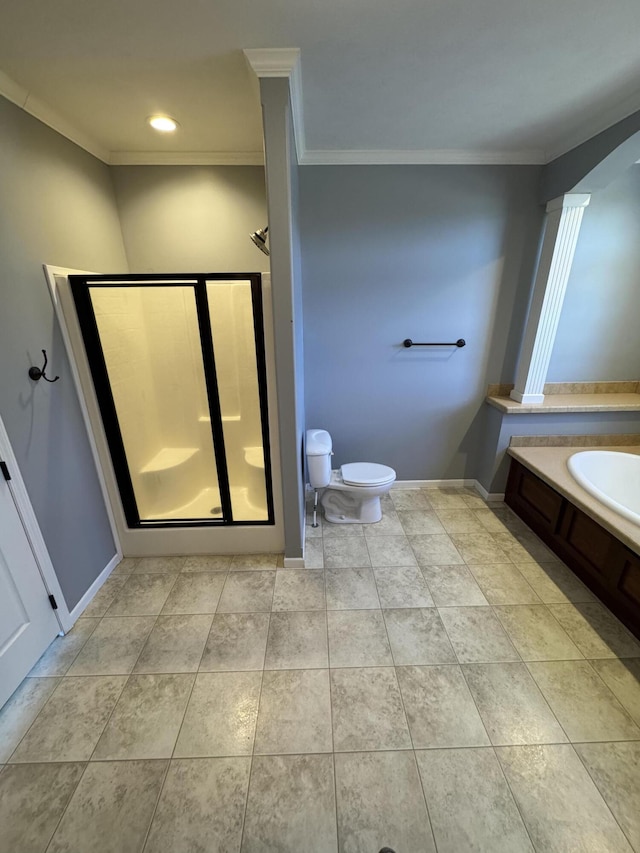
306 429 332 488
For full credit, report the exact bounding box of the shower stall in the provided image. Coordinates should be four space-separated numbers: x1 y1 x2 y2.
70 273 274 530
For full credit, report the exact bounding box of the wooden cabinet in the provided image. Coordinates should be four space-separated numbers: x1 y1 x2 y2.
506 459 640 638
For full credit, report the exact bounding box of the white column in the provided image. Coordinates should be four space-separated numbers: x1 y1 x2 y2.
510 193 590 404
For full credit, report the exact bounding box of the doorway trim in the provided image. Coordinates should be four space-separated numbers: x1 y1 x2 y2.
0 414 67 633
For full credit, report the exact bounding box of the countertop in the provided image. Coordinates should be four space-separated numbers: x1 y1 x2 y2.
507 444 640 555
487 393 640 415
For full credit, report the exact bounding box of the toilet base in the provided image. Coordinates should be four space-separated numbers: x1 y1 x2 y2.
321 489 383 524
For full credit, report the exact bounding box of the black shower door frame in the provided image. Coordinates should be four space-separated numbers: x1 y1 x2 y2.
70 272 275 529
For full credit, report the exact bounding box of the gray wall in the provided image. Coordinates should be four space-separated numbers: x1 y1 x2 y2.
547 165 640 382
111 165 269 272
476 408 640 493
300 165 543 480
0 97 128 609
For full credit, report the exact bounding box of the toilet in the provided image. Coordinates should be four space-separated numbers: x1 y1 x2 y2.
306 429 396 524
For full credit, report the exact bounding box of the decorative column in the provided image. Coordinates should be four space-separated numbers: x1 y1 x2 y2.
510 193 591 404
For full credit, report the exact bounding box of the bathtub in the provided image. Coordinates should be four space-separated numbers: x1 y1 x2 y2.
567 450 640 527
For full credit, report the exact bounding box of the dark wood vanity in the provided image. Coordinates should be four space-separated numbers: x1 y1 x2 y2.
506 458 640 638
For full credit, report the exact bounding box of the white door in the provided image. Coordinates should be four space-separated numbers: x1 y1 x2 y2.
0 462 60 708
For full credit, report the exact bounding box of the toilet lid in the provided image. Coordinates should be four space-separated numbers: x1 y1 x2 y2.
341 462 396 487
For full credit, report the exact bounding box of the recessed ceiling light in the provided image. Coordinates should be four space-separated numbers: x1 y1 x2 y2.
148 115 179 133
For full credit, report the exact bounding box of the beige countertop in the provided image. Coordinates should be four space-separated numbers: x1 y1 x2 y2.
487 392 640 415
507 444 640 555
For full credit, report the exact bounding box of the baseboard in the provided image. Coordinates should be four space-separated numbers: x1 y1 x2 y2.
474 481 505 502
283 556 306 568
393 479 476 489
65 552 122 627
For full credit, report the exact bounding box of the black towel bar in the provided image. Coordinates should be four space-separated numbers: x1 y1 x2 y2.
403 338 465 348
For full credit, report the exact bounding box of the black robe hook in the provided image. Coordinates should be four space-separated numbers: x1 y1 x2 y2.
28 350 60 383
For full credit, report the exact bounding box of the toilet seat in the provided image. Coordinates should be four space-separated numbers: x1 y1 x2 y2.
341 462 396 487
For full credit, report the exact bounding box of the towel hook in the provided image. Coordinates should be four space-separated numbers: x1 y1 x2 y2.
28 350 60 383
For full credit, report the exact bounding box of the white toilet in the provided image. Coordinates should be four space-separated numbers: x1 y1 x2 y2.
306 429 396 524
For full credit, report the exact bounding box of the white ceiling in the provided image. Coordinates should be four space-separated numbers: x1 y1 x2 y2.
1 0 640 165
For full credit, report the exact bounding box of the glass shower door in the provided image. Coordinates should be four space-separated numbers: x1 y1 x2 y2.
70 273 273 528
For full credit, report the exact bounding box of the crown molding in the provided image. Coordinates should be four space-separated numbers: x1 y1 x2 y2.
300 148 547 166
244 48 306 164
109 150 264 166
0 70 109 163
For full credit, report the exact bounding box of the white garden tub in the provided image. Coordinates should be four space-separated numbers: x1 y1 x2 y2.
567 451 640 527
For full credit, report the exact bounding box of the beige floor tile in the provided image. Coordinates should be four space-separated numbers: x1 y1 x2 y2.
10 676 126 763
416 748 533 853
92 674 194 760
409 534 465 565
323 537 371 569
182 555 230 572
265 611 329 669
439 606 520 663
497 744 634 852
80 577 127 618
515 560 595 604
321 522 365 539
396 665 489 748
216 571 275 613
47 760 167 853
200 612 270 671
383 608 456 665
303 538 325 568
468 563 541 605
160 572 226 614
106 574 177 617
397 510 446 535
110 558 139 577
492 532 555 563
494 605 583 661
133 614 212 673
363 510 405 536
0 677 60 762
242 754 337 852
436 509 487 534
527 660 640 742
473 507 529 535
175 671 261 757
462 662 567 745
390 490 432 511
272 569 325 610
548 601 640 659
331 667 411 752
336 751 435 853
325 568 380 609
0 762 85 853
28 618 99 677
373 566 434 608
450 533 511 564
144 757 250 853
575 741 640 852
230 552 279 571
328 610 393 667
421 490 467 510
255 669 332 754
67 616 154 676
589 658 640 726
366 535 417 567
422 565 488 606
134 556 185 574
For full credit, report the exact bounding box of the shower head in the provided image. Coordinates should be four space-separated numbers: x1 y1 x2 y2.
250 226 270 256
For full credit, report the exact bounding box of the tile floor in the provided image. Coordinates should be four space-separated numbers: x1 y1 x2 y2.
1 488 640 852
